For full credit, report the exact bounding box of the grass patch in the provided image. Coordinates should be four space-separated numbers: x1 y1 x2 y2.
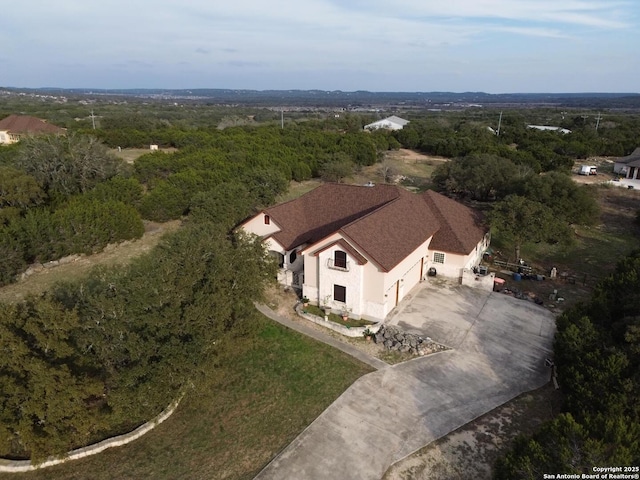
377 349 417 364
490 185 640 311
304 304 374 328
0 313 372 480
0 220 181 304
513 185 640 283
276 180 322 203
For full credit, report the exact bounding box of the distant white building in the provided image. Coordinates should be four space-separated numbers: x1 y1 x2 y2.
527 125 572 134
364 116 410 131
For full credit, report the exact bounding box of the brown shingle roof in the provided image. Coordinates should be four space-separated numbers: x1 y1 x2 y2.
309 239 368 265
0 114 66 136
263 183 486 272
421 190 486 255
265 183 399 251
341 188 440 271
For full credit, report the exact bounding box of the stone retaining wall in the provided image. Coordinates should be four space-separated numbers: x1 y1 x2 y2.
0 396 182 473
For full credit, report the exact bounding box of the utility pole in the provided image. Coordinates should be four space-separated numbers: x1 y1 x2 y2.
281 109 284 129
496 111 502 136
595 113 602 132
90 110 96 130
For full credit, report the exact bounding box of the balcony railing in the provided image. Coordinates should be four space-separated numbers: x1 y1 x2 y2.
327 258 350 272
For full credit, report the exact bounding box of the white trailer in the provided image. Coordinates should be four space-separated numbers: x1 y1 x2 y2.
579 165 597 175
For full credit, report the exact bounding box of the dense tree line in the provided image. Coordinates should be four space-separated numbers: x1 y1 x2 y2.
394 112 640 169
131 124 391 221
494 252 640 478
0 123 397 283
431 153 600 260
0 136 144 286
0 223 276 461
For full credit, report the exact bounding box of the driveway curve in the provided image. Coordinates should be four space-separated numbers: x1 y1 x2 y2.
255 282 555 480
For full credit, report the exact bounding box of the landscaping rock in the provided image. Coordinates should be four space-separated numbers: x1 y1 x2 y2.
375 324 449 357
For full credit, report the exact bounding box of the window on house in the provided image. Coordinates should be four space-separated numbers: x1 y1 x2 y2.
334 284 346 303
433 252 445 264
334 250 347 269
264 215 270 225
289 250 297 264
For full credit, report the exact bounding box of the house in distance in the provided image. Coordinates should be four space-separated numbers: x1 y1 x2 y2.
240 183 490 321
0 114 66 144
364 115 409 131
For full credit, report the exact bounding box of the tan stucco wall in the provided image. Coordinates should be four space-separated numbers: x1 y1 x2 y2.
304 233 433 321
428 235 488 279
0 130 14 144
240 212 281 238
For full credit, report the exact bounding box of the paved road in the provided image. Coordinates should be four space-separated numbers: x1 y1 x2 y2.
255 283 556 480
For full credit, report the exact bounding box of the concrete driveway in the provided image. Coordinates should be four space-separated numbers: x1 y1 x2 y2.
255 281 556 480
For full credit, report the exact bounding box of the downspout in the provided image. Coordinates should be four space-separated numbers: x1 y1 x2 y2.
316 254 321 307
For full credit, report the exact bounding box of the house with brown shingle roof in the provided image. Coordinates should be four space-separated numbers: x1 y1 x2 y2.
240 183 489 321
0 114 66 144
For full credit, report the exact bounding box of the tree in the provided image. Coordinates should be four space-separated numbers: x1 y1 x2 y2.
189 182 254 230
85 176 143 207
494 251 640 478
0 167 45 210
318 153 354 183
516 172 600 225
378 159 396 183
0 298 104 461
489 195 572 261
16 134 121 200
432 154 519 201
0 229 26 285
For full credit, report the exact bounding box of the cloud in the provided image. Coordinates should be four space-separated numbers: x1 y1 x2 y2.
332 0 632 29
0 0 637 91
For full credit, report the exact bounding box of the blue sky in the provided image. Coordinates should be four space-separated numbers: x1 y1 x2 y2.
1 0 638 92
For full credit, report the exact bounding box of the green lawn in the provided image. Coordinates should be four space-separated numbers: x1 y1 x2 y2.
275 179 322 203
304 304 374 328
0 313 372 480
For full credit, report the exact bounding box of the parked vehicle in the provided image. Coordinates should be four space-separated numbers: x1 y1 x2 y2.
579 165 597 175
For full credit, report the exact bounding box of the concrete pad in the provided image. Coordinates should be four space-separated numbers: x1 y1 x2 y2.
255 282 556 480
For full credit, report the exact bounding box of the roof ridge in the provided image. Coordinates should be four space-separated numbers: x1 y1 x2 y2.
337 185 403 232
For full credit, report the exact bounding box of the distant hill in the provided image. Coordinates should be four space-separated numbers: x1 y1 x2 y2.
2 87 640 109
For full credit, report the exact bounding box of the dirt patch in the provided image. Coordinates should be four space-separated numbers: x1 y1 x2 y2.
572 157 616 184
355 149 447 190
110 148 177 164
0 220 182 304
383 383 563 480
388 148 449 163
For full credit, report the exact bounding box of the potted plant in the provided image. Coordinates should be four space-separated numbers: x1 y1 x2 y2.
340 305 352 321
363 328 374 342
301 296 310 308
322 294 332 316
